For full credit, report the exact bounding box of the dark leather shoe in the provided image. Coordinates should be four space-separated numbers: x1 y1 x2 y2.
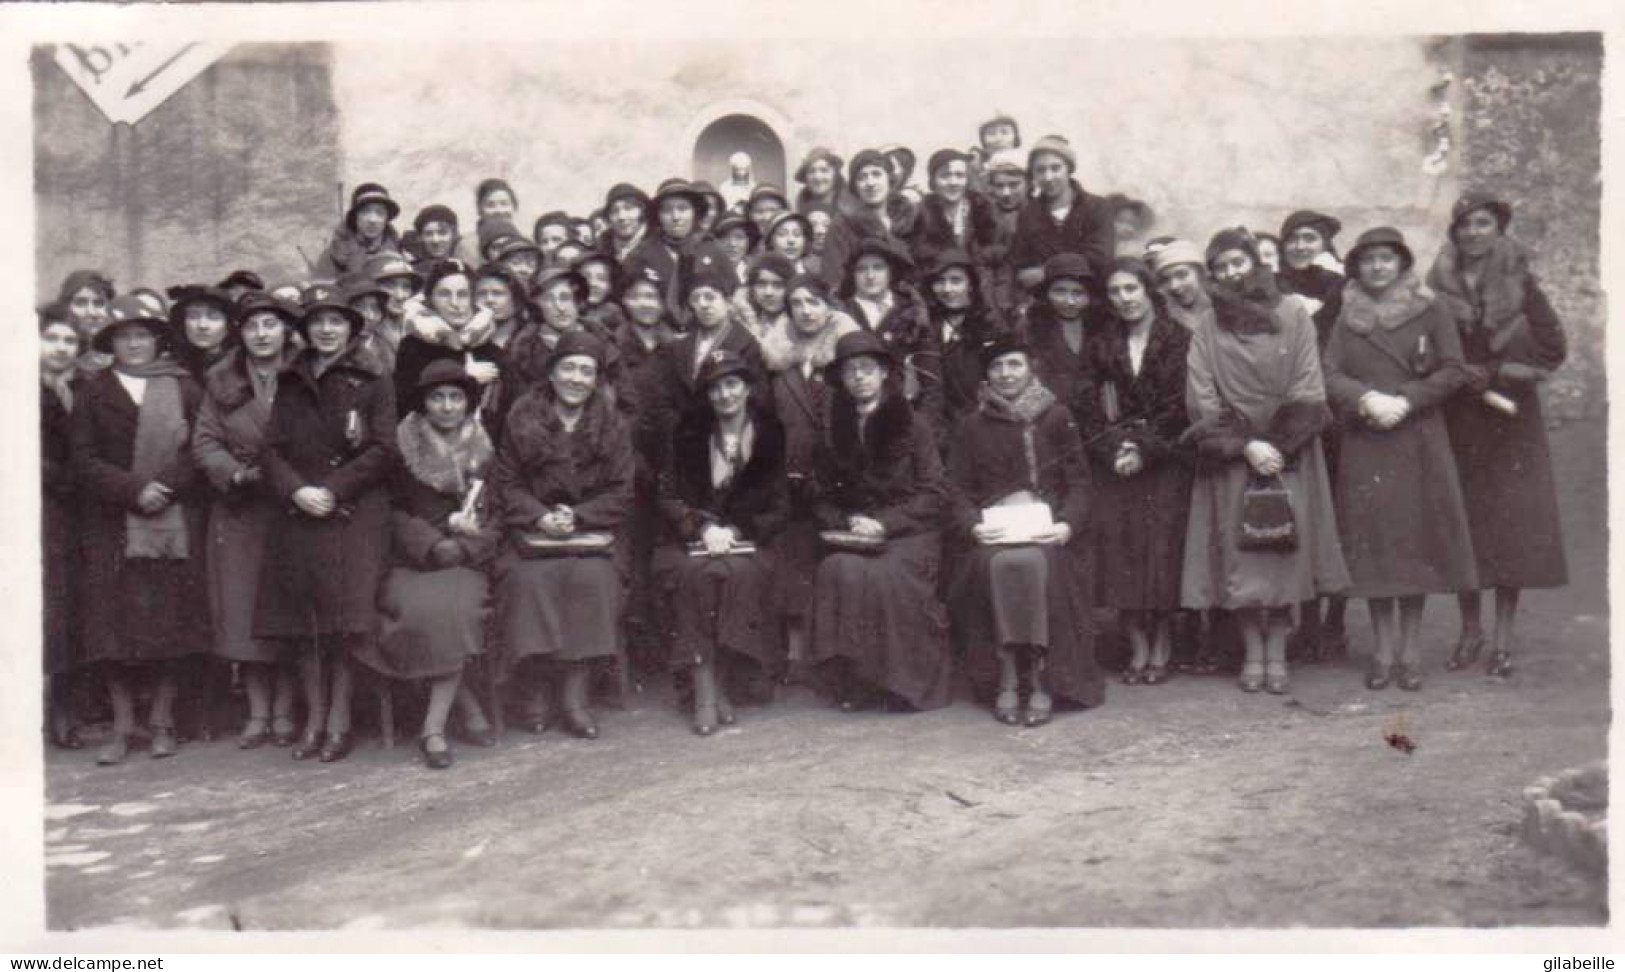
1395 665 1424 692
291 728 323 761
318 731 353 763
562 709 599 740
1446 632 1485 671
96 733 130 766
1365 664 1391 691
419 733 453 770
1485 650 1514 678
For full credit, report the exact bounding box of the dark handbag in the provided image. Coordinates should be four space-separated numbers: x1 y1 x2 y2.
1237 474 1297 551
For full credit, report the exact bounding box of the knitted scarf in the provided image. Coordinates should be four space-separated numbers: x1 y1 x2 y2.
396 410 494 497
1426 235 1530 351
118 357 193 560
1337 271 1434 335
977 378 1058 491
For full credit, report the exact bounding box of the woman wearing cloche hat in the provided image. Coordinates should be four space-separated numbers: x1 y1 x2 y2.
1007 135 1117 293
314 181 404 279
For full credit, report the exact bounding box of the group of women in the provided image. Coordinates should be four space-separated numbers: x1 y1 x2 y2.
40 115 1571 770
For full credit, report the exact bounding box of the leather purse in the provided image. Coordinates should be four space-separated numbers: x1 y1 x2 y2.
1237 475 1297 552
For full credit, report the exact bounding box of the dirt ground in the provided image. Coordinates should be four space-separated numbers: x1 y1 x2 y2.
43 420 1610 932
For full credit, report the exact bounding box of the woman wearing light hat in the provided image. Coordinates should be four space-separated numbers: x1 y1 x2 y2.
653 349 790 734
492 330 634 739
72 296 208 764
1181 230 1349 695
1429 192 1569 679
794 147 858 220
1007 135 1117 293
805 330 952 713
192 291 303 749
1323 227 1476 692
255 283 399 762
315 182 404 279
355 359 501 768
946 334 1103 726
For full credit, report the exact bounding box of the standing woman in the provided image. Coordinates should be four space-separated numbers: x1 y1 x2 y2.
58 270 115 371
652 351 790 734
72 297 208 764
920 249 1006 440
1323 228 1476 690
1429 192 1570 677
168 286 238 381
844 238 943 430
316 183 404 279
1182 233 1349 694
41 305 84 749
492 331 634 740
508 264 623 399
805 331 953 713
600 183 651 266
256 283 399 763
732 253 795 344
354 360 500 768
476 178 519 224
946 336 1103 726
393 261 508 438
1007 135 1116 293
910 149 997 274
192 292 303 749
1079 258 1193 685
1018 253 1100 418
794 147 858 219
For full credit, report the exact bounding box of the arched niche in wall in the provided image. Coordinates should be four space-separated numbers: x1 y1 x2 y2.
683 100 793 205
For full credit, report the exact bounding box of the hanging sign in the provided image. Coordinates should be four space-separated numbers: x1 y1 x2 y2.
54 41 233 126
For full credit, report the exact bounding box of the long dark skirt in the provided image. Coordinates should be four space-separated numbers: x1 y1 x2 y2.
950 540 1105 707
494 553 622 676
357 565 489 680
651 545 782 673
1091 461 1192 610
775 517 822 621
43 497 77 676
82 558 206 665
806 531 952 710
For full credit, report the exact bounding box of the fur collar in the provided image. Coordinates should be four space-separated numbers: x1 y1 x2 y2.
672 404 786 502
1338 272 1435 335
977 379 1058 424
505 384 622 459
1278 264 1345 302
205 345 298 410
1426 235 1530 339
404 302 498 350
396 411 494 496
758 309 860 373
1210 284 1279 337
829 391 914 467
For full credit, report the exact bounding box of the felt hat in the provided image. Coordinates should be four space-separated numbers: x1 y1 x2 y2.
364 253 425 290
1205 226 1262 270
478 217 525 260
764 210 813 248
167 285 236 329
475 178 516 210
216 269 265 293
235 290 302 330
785 272 835 304
748 252 798 286
296 281 364 335
570 248 615 275
713 212 760 248
604 182 651 213
923 247 977 284
927 148 974 180
978 113 1023 149
534 264 590 304
880 145 917 184
56 269 115 305
977 331 1032 370
1449 191 1513 238
683 263 738 305
1148 239 1205 276
93 294 172 355
413 204 460 234
422 259 476 301
490 234 543 263
1027 135 1077 174
1040 252 1095 290
532 210 573 242
1279 209 1343 248
696 348 753 390
983 149 1026 175
846 236 916 284
747 182 791 211
339 271 389 307
825 329 895 383
616 255 668 300
345 182 400 232
795 147 845 184
544 327 608 375
847 149 891 186
410 358 482 415
1345 226 1415 275
651 178 711 222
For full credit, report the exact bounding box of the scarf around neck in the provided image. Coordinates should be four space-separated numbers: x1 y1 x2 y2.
397 411 494 497
121 361 192 560
1338 271 1434 335
978 378 1057 425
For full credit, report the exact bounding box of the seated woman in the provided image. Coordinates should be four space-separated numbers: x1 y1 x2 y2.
73 296 209 764
652 350 790 735
1078 259 1193 686
492 331 634 740
805 331 952 713
355 360 500 767
947 337 1103 727
1324 228 1476 691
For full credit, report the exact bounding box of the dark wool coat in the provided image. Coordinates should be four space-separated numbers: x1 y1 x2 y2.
1075 316 1194 609
909 192 999 270
930 302 1007 442
945 394 1104 707
848 287 945 431
1017 303 1100 422
72 367 209 664
624 234 733 322
1006 180 1117 287
641 321 768 480
392 331 511 439
1324 290 1477 597
766 358 836 619
652 405 790 671
174 341 234 384
988 206 1024 315
315 223 405 280
491 391 635 668
255 342 399 640
42 382 79 676
192 348 296 663
805 392 952 710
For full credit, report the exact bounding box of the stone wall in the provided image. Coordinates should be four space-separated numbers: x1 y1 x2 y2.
33 43 341 299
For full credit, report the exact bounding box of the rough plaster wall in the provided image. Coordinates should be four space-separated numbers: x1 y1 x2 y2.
33 43 341 299
1456 35 1604 420
332 37 1459 252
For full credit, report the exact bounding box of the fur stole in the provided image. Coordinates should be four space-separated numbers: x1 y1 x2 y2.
504 386 623 465
829 391 915 470
1426 235 1530 346
1337 271 1434 335
397 411 494 496
1210 283 1279 337
403 298 498 351
758 309 860 373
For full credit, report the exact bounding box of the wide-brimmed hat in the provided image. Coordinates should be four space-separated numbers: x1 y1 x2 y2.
1449 191 1513 239
533 264 589 304
978 113 1023 149
846 236 916 284
92 294 172 354
364 253 425 290
216 269 265 293
651 178 711 222
697 348 753 390
1345 226 1415 275
1040 252 1095 290
824 329 895 384
746 183 790 211
235 291 301 330
345 182 400 232
339 271 389 307
603 182 651 213
795 147 845 185
544 328 608 376
410 358 482 415
167 285 236 329
296 281 364 335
